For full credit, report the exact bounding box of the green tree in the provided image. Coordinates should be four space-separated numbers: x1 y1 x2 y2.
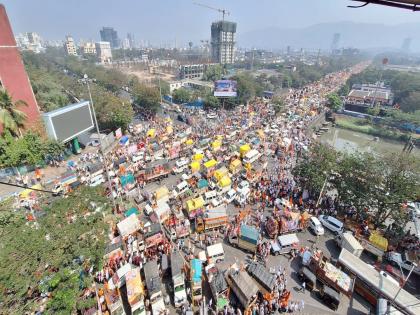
231 73 257 105
132 84 161 113
326 93 342 111
0 186 109 314
202 64 224 82
203 94 220 109
0 89 28 137
272 97 285 114
172 88 191 104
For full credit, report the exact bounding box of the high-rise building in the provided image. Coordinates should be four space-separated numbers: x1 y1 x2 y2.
211 21 236 64
331 33 341 54
99 27 119 49
64 35 77 56
0 4 40 129
95 41 112 64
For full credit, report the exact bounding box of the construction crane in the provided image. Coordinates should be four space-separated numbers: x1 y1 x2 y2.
193 2 230 20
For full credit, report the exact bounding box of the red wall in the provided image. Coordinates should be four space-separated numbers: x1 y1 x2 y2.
0 4 40 131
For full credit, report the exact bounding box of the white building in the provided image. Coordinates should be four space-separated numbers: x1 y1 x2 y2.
95 41 112 64
64 35 77 56
15 32 44 53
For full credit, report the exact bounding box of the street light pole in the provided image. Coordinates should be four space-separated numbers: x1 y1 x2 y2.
84 74 117 210
389 262 417 314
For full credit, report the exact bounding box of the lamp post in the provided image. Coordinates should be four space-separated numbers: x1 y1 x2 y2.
84 74 116 210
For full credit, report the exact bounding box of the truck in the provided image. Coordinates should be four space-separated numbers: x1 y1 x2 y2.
190 259 202 306
144 223 165 249
125 268 146 315
171 251 187 307
205 264 228 313
228 224 259 253
195 206 228 233
136 160 170 183
52 171 78 195
355 232 388 258
144 260 166 315
303 249 354 297
277 213 304 235
247 261 276 292
335 232 364 258
385 251 420 276
225 269 258 311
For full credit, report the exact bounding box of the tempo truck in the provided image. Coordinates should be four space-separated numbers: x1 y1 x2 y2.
144 260 166 315
171 251 187 307
190 258 203 306
335 232 364 258
228 224 260 253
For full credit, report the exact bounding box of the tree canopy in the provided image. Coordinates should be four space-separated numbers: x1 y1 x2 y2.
172 88 191 104
0 186 109 314
293 143 420 233
132 83 161 113
0 88 28 137
202 64 224 82
326 93 342 111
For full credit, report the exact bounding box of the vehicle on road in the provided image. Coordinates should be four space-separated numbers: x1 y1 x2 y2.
229 224 260 253
206 243 225 264
270 233 300 256
318 215 344 234
144 260 166 315
171 251 187 307
335 232 363 258
308 217 324 236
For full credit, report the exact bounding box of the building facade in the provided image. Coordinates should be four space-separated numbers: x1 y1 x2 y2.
99 27 119 49
80 41 96 55
64 35 77 56
211 21 236 64
95 41 112 64
179 63 218 79
0 4 40 130
15 32 44 53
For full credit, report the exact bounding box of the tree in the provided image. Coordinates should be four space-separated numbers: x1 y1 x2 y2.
203 95 220 109
0 88 28 137
400 91 420 113
202 64 224 82
132 84 161 113
272 97 285 114
231 73 257 105
172 88 191 104
326 93 342 111
0 186 109 314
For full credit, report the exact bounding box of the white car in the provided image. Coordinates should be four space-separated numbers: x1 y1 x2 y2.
224 189 237 204
237 180 250 192
211 196 223 208
318 215 344 234
308 217 325 236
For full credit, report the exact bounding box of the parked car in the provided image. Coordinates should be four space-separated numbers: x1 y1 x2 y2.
318 215 343 235
308 217 325 236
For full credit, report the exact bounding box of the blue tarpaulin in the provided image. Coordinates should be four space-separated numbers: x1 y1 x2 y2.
197 179 208 189
125 207 139 217
119 135 129 145
191 259 202 283
240 225 259 245
120 173 135 187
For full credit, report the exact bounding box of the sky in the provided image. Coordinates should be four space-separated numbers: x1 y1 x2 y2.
2 0 420 47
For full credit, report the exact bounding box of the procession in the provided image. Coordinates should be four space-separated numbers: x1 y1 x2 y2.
14 62 420 315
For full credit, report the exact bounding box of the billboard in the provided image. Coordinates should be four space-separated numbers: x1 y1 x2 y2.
42 101 94 143
214 80 237 97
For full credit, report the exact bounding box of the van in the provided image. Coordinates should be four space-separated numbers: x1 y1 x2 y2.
173 158 189 174
224 189 237 204
89 174 105 187
206 243 225 264
271 233 300 255
204 191 218 206
319 215 344 235
243 149 261 165
172 181 189 198
235 187 250 206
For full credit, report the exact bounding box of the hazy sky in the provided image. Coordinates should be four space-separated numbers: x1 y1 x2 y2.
2 0 419 46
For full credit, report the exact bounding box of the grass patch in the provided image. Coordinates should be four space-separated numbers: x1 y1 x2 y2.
335 116 411 142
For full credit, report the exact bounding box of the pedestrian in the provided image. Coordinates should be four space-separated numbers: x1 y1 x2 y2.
300 280 306 293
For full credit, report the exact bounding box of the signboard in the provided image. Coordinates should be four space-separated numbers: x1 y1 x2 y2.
42 101 94 143
214 80 237 97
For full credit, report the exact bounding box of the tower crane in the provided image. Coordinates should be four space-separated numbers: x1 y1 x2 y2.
193 2 230 20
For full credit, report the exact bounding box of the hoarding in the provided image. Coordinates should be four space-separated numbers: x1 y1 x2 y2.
42 101 94 143
214 80 237 97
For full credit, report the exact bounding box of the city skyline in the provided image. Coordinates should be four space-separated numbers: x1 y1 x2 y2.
2 0 420 47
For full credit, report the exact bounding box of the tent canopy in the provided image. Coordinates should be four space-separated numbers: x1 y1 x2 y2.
117 214 141 238
187 197 204 212
214 167 229 181
193 153 204 161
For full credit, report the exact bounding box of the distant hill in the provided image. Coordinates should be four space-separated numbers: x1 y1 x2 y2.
238 21 420 51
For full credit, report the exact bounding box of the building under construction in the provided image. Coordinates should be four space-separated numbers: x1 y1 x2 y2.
211 21 237 64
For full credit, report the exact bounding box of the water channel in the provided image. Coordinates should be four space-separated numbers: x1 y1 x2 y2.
319 126 420 158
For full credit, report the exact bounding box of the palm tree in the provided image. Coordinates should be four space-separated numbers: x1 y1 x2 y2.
0 88 27 137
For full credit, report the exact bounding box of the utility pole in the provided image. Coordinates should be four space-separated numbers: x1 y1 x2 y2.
84 74 116 210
